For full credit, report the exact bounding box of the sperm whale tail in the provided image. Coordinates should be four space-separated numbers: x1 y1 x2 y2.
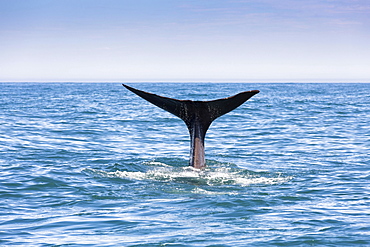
122 84 259 169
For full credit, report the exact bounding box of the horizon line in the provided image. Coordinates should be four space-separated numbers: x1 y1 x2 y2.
1 80 369 83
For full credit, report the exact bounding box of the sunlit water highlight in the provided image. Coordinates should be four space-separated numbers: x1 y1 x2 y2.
1 82 369 246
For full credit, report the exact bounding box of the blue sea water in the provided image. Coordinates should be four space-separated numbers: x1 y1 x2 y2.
0 82 369 246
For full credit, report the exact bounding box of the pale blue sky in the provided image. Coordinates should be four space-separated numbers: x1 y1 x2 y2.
1 0 369 82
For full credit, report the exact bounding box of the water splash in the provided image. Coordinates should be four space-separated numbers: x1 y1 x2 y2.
83 159 292 187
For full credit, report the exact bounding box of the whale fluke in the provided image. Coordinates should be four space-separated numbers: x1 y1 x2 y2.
122 84 259 169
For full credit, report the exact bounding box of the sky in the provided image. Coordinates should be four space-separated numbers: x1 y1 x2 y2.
1 0 370 82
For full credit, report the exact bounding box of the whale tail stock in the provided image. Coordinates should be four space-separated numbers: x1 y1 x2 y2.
122 84 259 169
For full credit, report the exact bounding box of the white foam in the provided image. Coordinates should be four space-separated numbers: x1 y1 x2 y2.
84 164 292 187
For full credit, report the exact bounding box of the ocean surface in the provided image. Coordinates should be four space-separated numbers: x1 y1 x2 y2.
1 82 369 246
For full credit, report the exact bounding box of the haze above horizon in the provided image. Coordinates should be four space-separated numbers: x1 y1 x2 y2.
1 0 369 82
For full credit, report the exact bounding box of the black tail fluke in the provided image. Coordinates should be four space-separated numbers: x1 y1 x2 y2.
122 84 259 169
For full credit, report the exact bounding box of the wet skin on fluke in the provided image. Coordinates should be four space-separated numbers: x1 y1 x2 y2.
122 84 259 169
